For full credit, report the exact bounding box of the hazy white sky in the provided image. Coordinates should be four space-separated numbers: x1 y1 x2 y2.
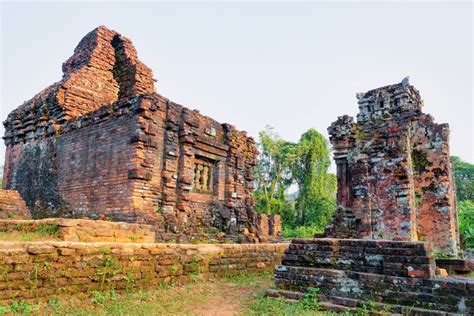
1 1 473 171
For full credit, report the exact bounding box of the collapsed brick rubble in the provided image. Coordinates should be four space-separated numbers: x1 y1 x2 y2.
2 26 280 242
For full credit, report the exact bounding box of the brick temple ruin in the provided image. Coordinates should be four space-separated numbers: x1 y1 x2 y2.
270 81 472 315
2 26 280 242
325 79 459 255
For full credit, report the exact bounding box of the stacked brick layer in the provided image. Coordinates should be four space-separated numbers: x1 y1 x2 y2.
271 238 474 314
0 242 287 303
0 190 31 219
0 219 155 243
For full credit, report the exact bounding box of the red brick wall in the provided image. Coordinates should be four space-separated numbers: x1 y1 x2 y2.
56 111 138 219
0 190 31 219
2 26 280 242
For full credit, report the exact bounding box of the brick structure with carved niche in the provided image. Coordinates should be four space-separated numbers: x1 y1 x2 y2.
2 26 280 242
324 79 459 255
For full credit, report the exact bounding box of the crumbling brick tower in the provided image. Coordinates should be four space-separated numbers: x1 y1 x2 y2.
2 26 280 242
325 79 459 254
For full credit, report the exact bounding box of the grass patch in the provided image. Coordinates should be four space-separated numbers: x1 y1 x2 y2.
0 271 339 315
0 223 61 241
0 231 60 242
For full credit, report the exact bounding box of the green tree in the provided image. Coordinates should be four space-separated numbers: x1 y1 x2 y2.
290 129 336 228
253 126 295 216
451 156 474 201
253 127 336 236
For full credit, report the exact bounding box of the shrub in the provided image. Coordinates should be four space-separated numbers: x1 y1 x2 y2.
282 225 322 239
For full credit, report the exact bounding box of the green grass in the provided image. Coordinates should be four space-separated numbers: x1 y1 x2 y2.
0 271 338 316
0 231 60 242
0 223 61 242
244 294 327 316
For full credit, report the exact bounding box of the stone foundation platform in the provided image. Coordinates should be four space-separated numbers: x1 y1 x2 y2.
269 238 474 315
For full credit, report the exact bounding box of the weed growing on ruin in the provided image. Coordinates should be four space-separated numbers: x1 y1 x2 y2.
299 287 321 310
28 263 40 301
0 222 61 242
433 251 457 259
96 255 121 291
124 257 137 292
354 300 377 315
353 300 392 315
37 223 60 237
9 300 32 314
170 264 179 274
48 298 60 310
245 293 327 315
15 222 32 233
91 290 117 305
0 266 9 290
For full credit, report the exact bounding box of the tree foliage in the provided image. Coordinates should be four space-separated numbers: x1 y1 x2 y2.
290 129 336 228
253 127 336 234
451 156 474 249
451 156 474 201
458 200 474 249
253 126 294 216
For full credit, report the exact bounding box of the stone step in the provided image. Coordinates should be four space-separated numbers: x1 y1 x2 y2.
327 295 452 316
267 289 456 316
266 288 306 300
266 289 357 313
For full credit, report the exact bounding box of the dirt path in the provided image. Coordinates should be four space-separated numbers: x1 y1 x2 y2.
191 282 259 316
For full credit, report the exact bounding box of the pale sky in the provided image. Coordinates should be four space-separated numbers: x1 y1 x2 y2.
1 1 473 172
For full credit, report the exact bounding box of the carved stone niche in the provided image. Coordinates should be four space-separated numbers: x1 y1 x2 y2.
193 156 216 194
